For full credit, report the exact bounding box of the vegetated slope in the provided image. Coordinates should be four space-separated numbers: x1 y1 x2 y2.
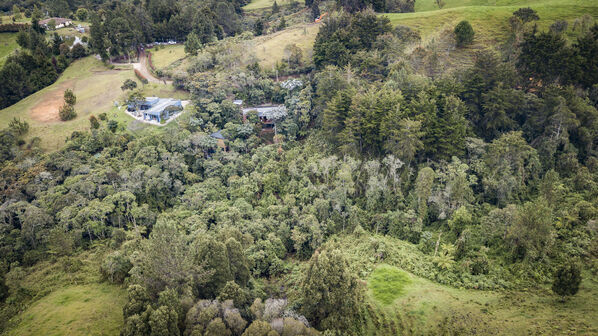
0 57 136 151
327 233 598 335
0 56 187 152
414 0 568 12
385 0 598 42
0 33 19 68
1 246 126 335
6 284 126 336
149 45 186 70
250 23 319 68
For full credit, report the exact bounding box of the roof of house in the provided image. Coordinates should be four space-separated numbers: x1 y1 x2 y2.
242 105 287 118
144 97 160 105
144 98 182 116
233 100 243 105
40 18 72 25
210 131 226 140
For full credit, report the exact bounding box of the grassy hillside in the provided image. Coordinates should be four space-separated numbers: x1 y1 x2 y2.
6 284 126 336
243 0 304 11
1 245 127 336
385 0 598 43
327 233 598 335
251 23 319 68
0 57 136 151
0 56 187 151
149 45 186 70
0 33 18 67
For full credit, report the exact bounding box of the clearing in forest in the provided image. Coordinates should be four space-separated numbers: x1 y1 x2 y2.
149 44 186 70
368 264 411 305
0 33 19 67
5 284 126 336
251 23 319 69
0 56 186 151
0 57 136 151
384 0 598 43
243 0 305 11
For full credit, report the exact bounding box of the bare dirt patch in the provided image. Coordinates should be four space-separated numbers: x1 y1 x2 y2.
30 81 74 123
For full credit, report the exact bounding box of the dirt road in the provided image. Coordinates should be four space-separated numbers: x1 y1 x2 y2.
131 51 162 84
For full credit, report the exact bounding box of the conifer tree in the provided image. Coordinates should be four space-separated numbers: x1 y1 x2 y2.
552 263 582 300
300 249 363 333
322 89 353 143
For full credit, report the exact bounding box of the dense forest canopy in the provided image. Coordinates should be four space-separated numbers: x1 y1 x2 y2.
1 1 598 335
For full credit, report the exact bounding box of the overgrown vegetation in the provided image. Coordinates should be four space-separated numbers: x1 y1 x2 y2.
1 1 598 335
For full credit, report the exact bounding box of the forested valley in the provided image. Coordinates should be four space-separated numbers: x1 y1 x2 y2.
0 0 598 335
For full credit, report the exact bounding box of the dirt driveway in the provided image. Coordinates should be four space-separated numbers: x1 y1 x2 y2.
131 51 171 84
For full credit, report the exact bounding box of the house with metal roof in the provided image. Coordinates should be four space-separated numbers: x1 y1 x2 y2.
134 97 183 123
210 130 227 150
241 105 287 129
39 18 72 29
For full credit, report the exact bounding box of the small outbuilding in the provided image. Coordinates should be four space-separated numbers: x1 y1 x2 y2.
210 130 227 150
242 105 287 130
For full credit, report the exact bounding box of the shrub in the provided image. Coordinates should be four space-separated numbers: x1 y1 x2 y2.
513 7 539 23
134 69 149 84
121 79 137 91
107 120 118 132
454 20 475 47
8 117 29 136
0 23 29 32
64 89 76 105
59 103 77 121
552 263 582 299
70 43 87 58
147 52 155 70
101 251 132 284
89 115 100 129
76 8 88 21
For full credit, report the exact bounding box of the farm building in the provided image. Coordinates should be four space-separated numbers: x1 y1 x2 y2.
39 18 72 29
128 97 182 123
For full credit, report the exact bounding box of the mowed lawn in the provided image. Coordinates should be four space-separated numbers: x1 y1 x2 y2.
149 45 186 69
6 284 126 336
0 56 138 151
250 23 319 68
0 32 19 67
384 0 598 43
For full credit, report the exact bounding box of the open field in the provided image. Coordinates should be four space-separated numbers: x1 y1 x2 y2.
250 23 319 68
243 0 304 11
0 15 30 24
1 245 127 336
0 57 135 151
0 56 188 151
328 233 598 335
6 284 126 336
385 0 598 43
149 44 186 70
0 32 18 67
